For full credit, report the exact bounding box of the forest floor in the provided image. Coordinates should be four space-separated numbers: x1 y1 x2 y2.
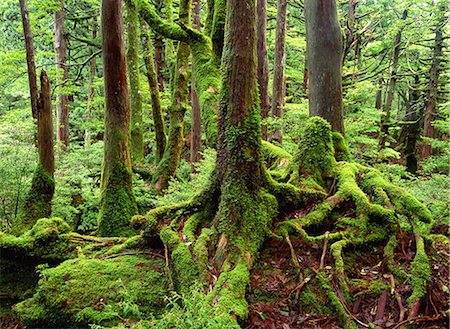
245 226 449 329
0 229 448 329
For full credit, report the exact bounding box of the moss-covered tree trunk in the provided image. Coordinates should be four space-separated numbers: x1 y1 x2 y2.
422 1 445 159
24 70 55 227
256 0 270 140
98 0 138 237
125 2 144 163
270 0 287 143
305 0 344 134
134 0 222 149
54 0 70 149
151 0 191 191
140 22 166 162
190 0 202 169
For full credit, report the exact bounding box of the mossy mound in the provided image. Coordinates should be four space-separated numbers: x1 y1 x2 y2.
1 218 74 260
14 255 169 327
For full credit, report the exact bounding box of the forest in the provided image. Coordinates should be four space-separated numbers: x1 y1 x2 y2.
0 0 449 328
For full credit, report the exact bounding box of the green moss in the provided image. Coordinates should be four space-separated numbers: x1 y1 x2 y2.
295 117 336 184
193 228 213 280
332 131 351 162
98 164 138 237
298 281 333 315
214 261 250 320
125 2 144 163
22 165 55 229
317 272 356 329
1 218 75 260
160 227 198 293
14 255 168 327
383 234 408 279
261 140 292 170
408 232 431 304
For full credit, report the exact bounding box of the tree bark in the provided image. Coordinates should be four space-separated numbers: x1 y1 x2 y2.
404 76 421 174
422 2 445 159
141 22 166 162
270 0 288 143
85 19 97 146
257 0 270 140
190 0 202 170
379 10 407 149
55 0 70 148
125 2 144 162
24 71 55 226
305 0 344 134
98 0 137 237
19 0 39 121
375 78 383 110
152 0 191 191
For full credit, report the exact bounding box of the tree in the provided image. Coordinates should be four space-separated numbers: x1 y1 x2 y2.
140 22 166 162
125 1 144 162
305 0 344 134
256 0 270 140
54 0 70 149
151 0 191 191
422 1 446 159
190 0 202 168
19 0 55 228
379 10 407 149
270 0 288 143
18 0 38 122
97 0 138 236
23 70 55 227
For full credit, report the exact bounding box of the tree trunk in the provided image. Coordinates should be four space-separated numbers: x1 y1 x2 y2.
270 0 287 143
125 2 144 163
24 71 55 226
153 2 166 92
405 77 421 174
98 0 138 237
379 10 407 149
375 78 383 110
256 0 270 140
154 35 165 92
305 0 344 134
19 0 39 122
141 22 166 162
190 0 202 170
55 0 70 149
422 3 445 159
152 0 191 191
343 0 357 64
85 19 97 146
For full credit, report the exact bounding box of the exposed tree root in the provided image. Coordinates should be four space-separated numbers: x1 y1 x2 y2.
136 120 439 327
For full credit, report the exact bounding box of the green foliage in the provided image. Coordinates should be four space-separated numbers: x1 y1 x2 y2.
52 143 103 232
14 255 169 327
153 287 240 329
0 108 36 231
155 148 216 206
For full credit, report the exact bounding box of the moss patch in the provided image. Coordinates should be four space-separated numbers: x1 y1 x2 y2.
14 255 169 327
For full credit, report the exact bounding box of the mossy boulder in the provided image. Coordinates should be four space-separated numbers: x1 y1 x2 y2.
14 255 169 327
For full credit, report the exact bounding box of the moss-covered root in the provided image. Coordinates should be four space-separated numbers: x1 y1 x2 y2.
21 165 55 231
208 261 250 323
317 272 357 329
